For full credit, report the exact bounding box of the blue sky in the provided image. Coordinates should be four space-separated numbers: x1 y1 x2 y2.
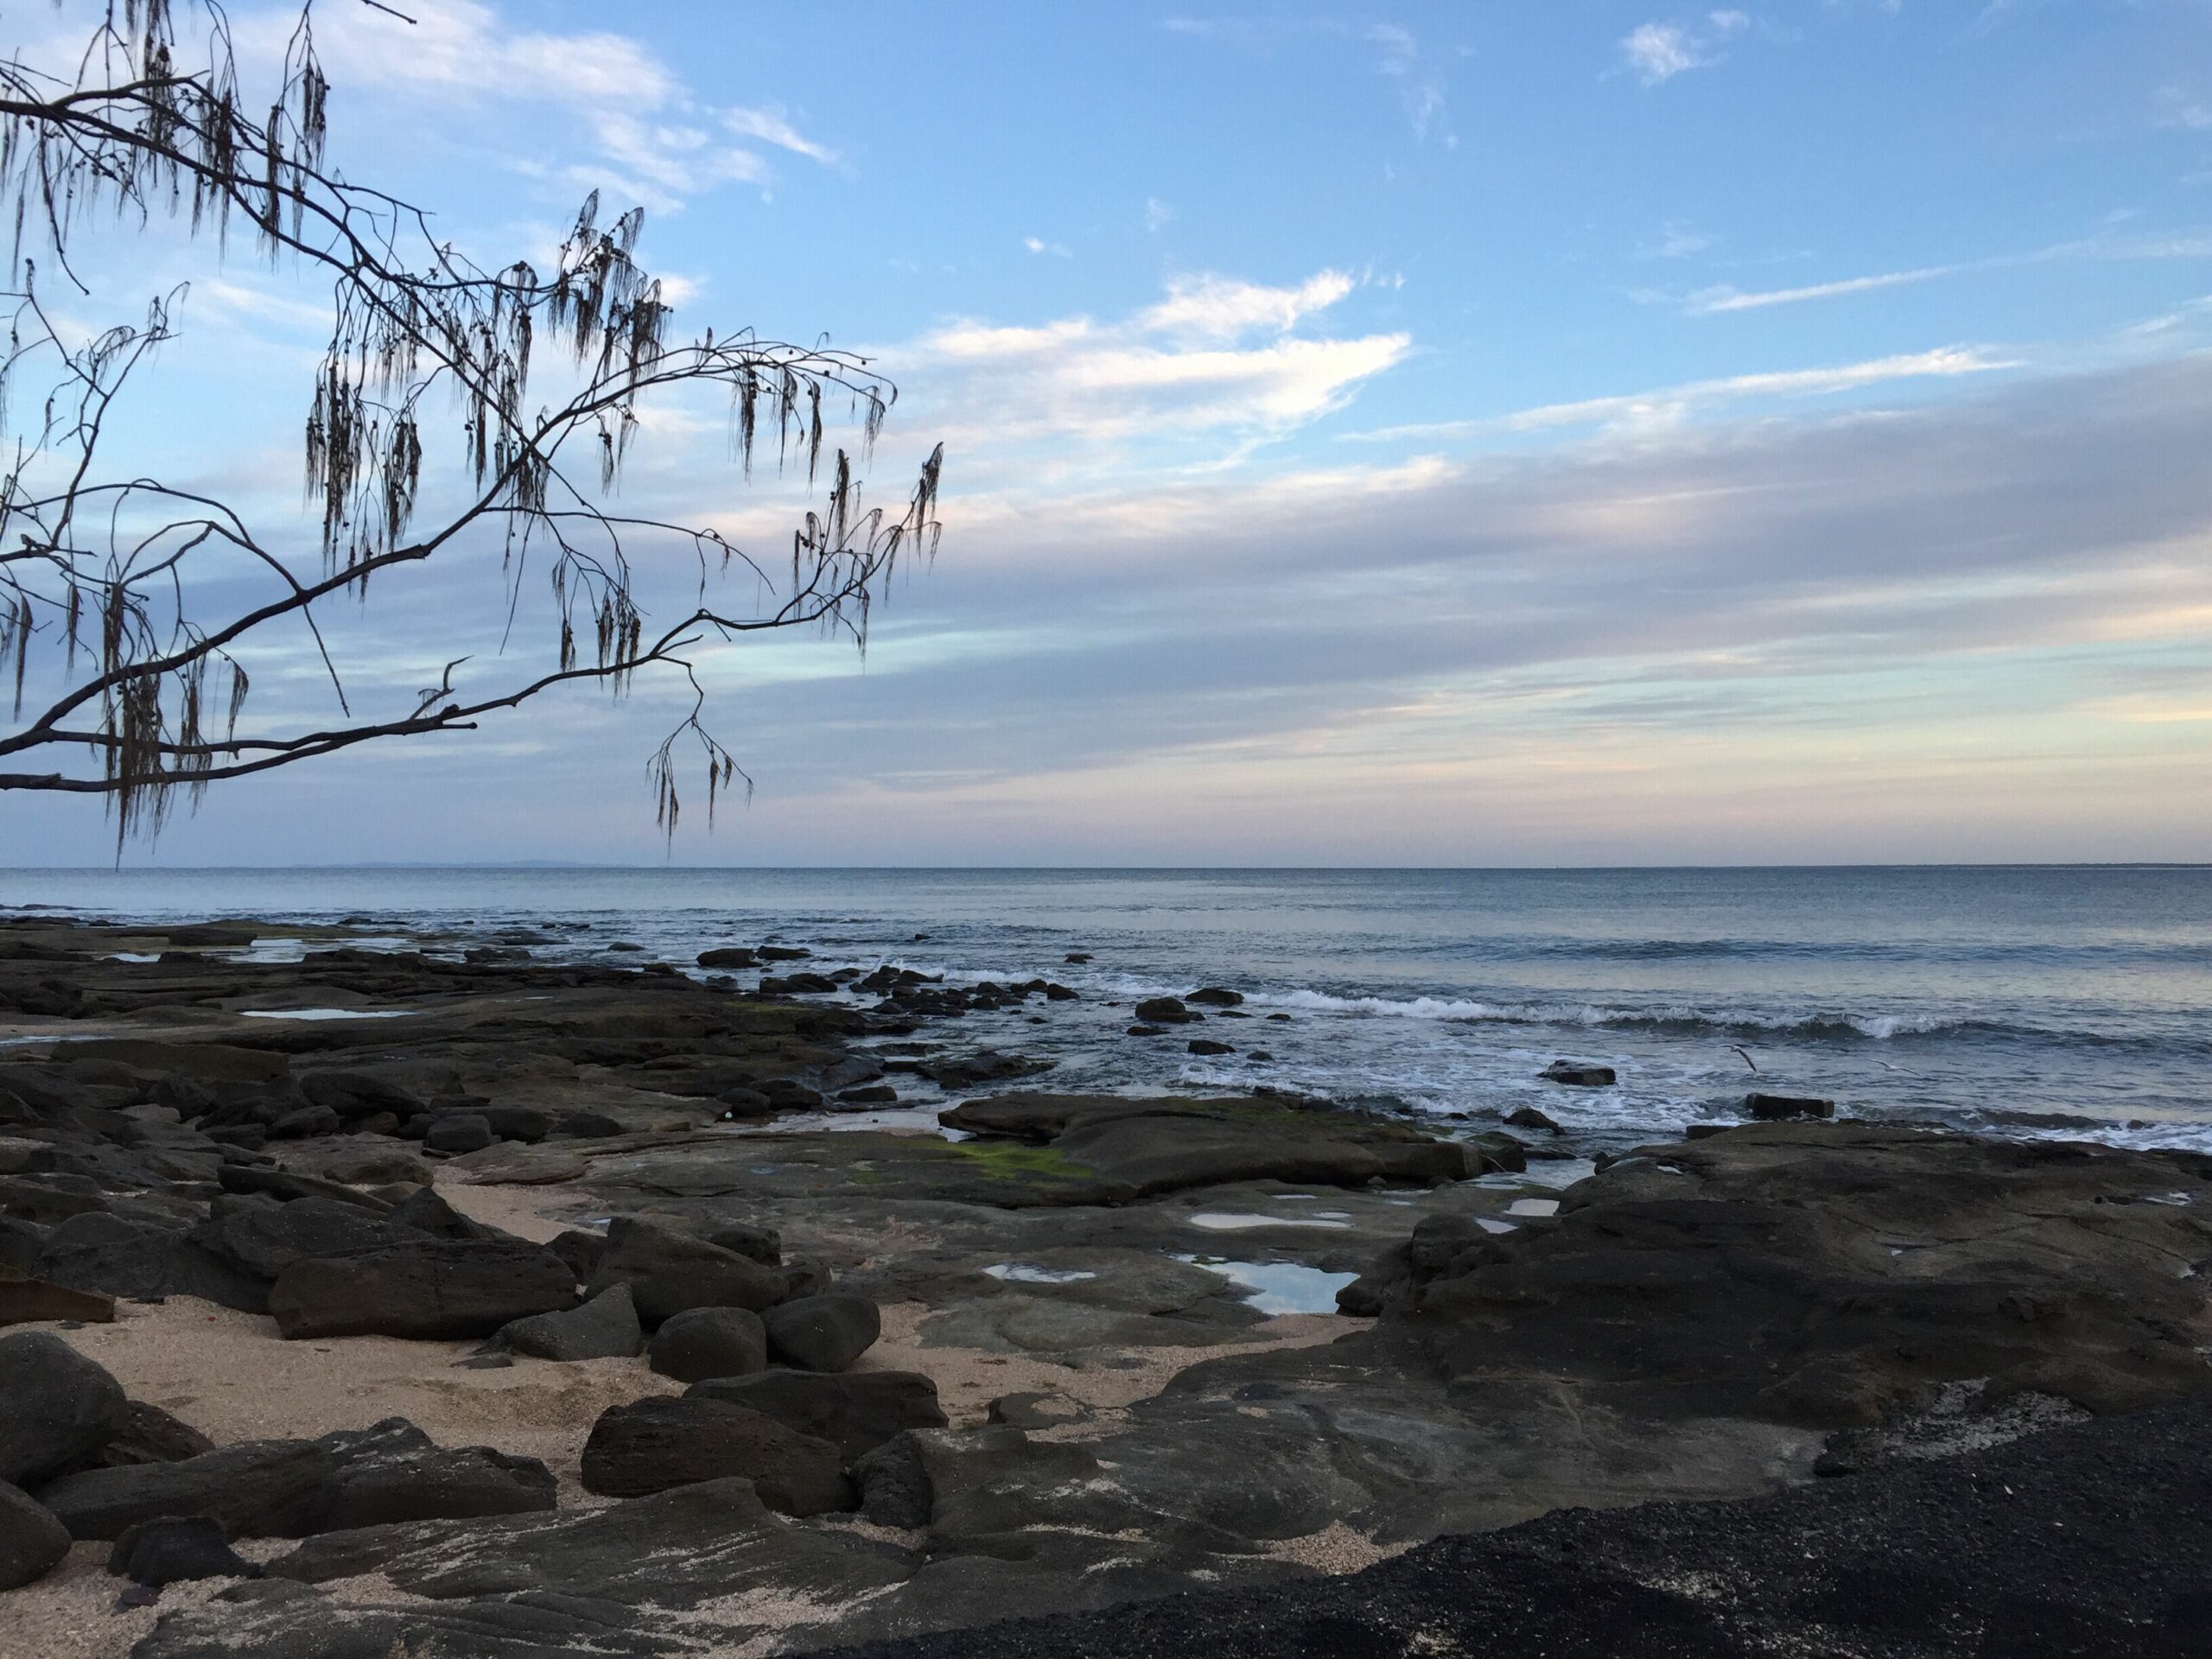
7 0 2212 865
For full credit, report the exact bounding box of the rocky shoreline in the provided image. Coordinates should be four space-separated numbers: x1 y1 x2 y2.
1 913 2208 1656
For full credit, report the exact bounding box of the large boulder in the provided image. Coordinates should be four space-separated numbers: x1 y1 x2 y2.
35 1211 187 1300
763 1294 880 1373
0 1479 69 1590
38 1438 339 1540
0 1331 125 1486
690 1370 947 1461
587 1217 782 1325
315 1443 556 1531
189 1198 393 1283
267 1238 577 1340
579 1396 849 1515
498 1283 641 1361
649 1306 768 1383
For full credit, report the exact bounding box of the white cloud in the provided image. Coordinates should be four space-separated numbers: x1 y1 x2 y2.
239 0 835 212
1620 13 1755 85
1140 270 1357 340
908 270 1408 473
1621 22 1712 84
1146 198 1176 233
1023 236 1073 258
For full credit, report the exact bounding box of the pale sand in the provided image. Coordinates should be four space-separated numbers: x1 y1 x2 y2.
1 1179 1382 1657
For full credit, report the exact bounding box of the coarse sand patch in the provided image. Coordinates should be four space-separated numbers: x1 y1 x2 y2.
38 1296 680 1503
863 1299 1366 1431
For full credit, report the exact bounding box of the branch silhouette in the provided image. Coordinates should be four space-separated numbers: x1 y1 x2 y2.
0 0 942 843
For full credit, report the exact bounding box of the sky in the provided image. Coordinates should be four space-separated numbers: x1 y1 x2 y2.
5 0 2212 867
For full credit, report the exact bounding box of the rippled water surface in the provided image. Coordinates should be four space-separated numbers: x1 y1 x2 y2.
5 866 2207 1153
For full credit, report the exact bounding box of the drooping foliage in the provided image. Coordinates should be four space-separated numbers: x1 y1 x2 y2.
0 1 943 842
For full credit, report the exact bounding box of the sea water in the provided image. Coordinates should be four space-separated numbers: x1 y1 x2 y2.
3 865 2207 1155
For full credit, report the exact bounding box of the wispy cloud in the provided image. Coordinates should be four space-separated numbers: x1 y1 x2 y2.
1367 23 1452 143
1683 232 2212 314
1691 264 1962 312
1344 346 2016 443
1146 197 1176 233
1022 236 1073 258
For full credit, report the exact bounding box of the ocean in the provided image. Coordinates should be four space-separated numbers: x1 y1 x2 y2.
4 865 2208 1155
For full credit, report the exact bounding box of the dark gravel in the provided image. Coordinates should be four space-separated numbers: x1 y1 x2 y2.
833 1395 2212 1658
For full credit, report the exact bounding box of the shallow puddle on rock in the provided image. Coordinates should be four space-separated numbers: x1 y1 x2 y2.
1187 1211 1352 1231
238 1007 416 1020
1506 1198 1560 1217
1476 1217 1518 1235
984 1263 1101 1285
1177 1255 1358 1315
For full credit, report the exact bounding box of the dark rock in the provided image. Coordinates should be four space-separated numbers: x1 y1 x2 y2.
1065 952 1093 963
690 1370 947 1462
706 1222 783 1265
578 1397 849 1515
777 1257 834 1302
764 1293 880 1373
78 1400 216 1469
1504 1106 1563 1135
189 1198 393 1282
915 1051 1053 1090
1134 997 1199 1025
480 1107 551 1144
266 1103 345 1140
556 1111 624 1139
315 1444 556 1531
1187 988 1244 1007
216 1161 391 1212
39 1438 338 1540
107 1515 257 1586
0 1275 118 1326
697 947 759 968
313 1147 431 1186
1126 1025 1164 1037
383 1186 496 1242
761 972 838 995
267 1238 577 1340
756 945 811 961
986 1390 1094 1432
299 1071 424 1122
0 1479 69 1590
588 1216 783 1325
1747 1092 1835 1122
423 1114 493 1154
649 1306 768 1383
1541 1061 1617 1087
1043 983 1078 1001
0 1214 45 1273
544 1228 607 1281
1467 1132 1527 1174
1188 1039 1235 1057
0 1331 125 1485
498 1284 641 1362
836 1085 899 1105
